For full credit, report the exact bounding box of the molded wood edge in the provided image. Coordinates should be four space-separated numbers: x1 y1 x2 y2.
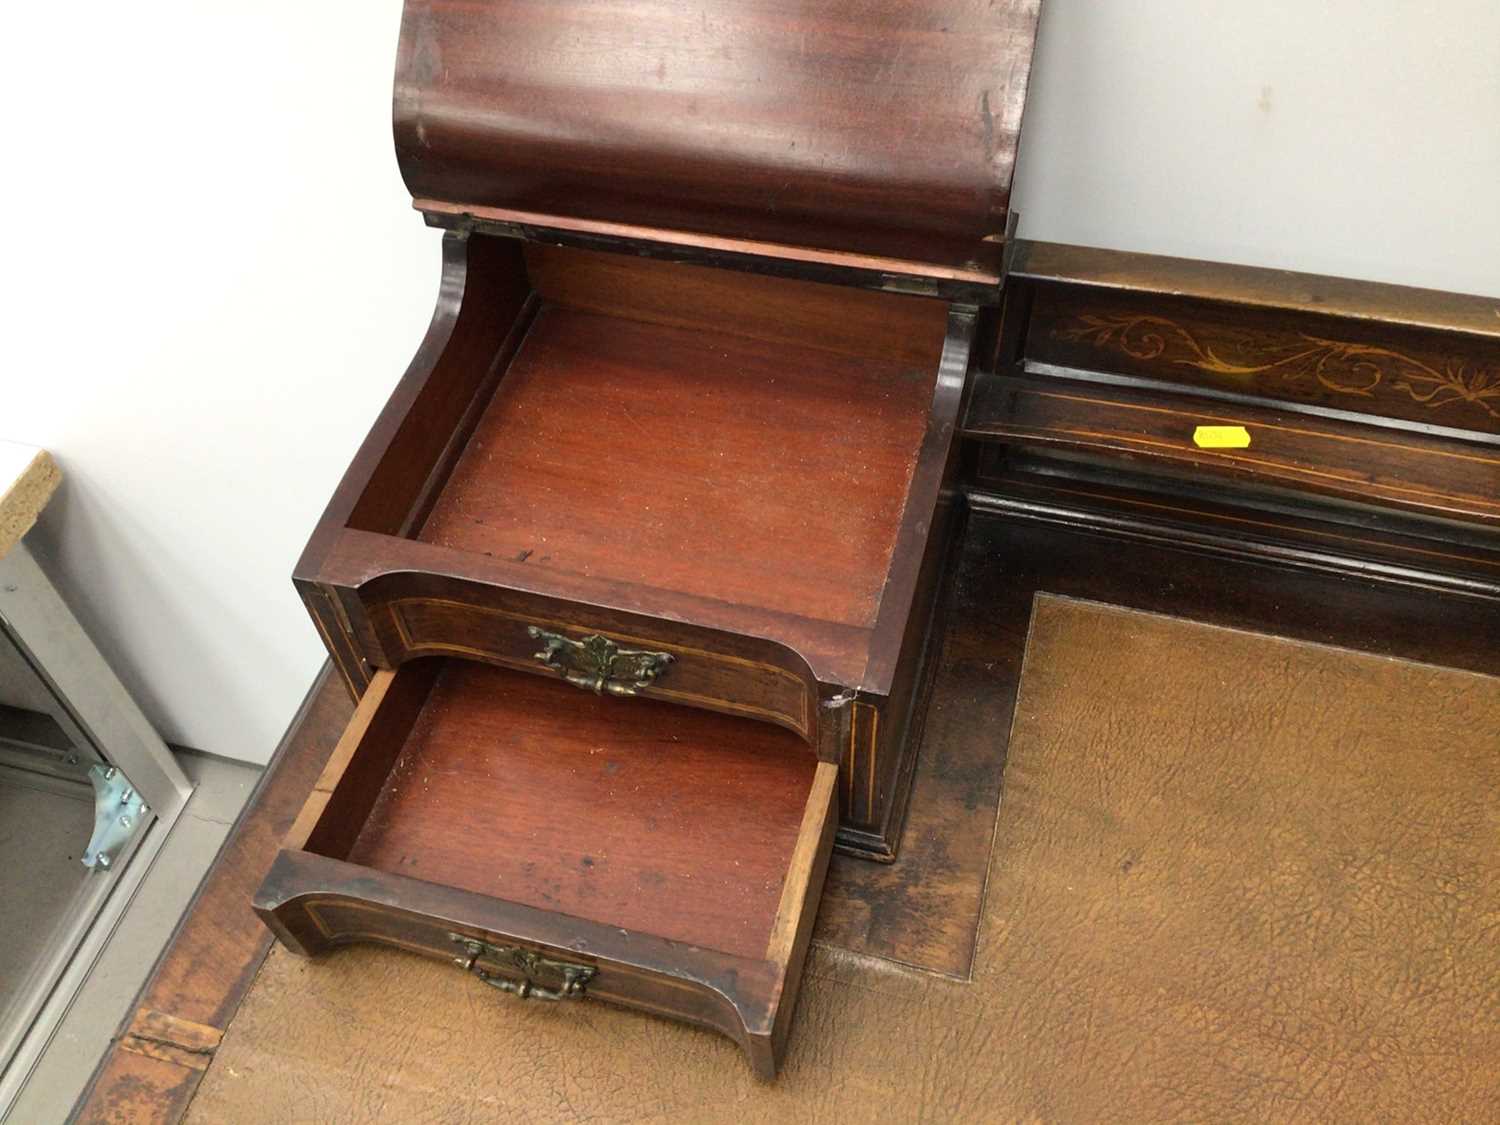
1010 240 1500 342
253 849 789 1076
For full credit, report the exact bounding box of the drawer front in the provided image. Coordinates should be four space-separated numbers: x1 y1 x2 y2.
255 850 793 1077
288 892 753 1038
965 376 1500 528
372 594 817 740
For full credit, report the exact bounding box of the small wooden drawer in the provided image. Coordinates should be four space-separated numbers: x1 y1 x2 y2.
255 657 837 1078
298 236 977 858
375 593 820 741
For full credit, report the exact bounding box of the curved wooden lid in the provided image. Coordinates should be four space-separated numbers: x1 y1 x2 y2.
394 0 1042 276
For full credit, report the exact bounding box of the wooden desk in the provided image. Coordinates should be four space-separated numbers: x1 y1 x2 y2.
73 512 1500 1122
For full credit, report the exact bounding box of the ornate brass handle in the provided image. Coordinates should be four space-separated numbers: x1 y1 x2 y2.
450 934 594 1001
479 971 589 1002
526 627 673 696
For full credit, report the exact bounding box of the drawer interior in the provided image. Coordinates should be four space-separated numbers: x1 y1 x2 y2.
419 299 934 631
291 657 829 961
328 239 956 689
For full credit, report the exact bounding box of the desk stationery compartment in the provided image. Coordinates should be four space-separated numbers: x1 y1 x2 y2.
298 239 976 857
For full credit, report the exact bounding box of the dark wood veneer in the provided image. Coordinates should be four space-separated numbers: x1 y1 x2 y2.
1009 241 1500 342
969 241 1500 547
968 376 1500 527
1024 285 1500 438
394 0 1041 273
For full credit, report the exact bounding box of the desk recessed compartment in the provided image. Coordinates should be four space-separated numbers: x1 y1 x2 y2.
255 657 838 1078
299 238 976 857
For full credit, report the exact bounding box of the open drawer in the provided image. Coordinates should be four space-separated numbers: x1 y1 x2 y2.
255 657 838 1079
298 234 978 858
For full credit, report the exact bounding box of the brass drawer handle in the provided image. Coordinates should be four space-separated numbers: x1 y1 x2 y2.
450 934 594 1001
527 627 673 696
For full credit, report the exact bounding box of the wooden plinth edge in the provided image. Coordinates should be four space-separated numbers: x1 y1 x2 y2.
117 1009 224 1073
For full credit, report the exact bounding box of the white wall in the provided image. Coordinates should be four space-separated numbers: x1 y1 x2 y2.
2 2 1497 763
1012 1 1500 297
2 2 434 762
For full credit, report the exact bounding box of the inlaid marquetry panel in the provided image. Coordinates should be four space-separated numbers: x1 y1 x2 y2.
1027 287 1500 435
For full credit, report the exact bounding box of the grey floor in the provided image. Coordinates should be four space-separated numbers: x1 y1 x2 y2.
5 751 260 1125
0 779 96 1019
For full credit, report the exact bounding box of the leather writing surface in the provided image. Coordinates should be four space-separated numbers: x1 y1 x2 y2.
394 0 1042 270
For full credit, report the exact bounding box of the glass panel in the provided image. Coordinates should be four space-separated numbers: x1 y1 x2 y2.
0 634 109 1033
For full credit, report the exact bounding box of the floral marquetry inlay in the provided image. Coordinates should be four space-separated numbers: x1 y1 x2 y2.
1055 313 1500 422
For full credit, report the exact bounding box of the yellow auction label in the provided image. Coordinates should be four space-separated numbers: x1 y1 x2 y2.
1192 425 1252 449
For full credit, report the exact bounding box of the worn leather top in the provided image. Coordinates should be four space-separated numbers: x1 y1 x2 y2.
188 596 1500 1122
